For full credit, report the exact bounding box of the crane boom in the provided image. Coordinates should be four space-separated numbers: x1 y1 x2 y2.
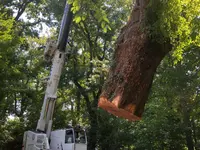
36 3 73 138
23 1 74 150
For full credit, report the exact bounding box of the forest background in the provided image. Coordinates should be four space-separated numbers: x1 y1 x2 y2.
0 0 200 150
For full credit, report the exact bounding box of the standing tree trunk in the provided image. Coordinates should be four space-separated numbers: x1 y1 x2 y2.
182 104 194 150
73 80 98 150
98 0 171 121
185 121 194 150
87 110 98 150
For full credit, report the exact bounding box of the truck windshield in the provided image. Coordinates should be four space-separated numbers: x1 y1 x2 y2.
75 130 86 144
65 129 74 143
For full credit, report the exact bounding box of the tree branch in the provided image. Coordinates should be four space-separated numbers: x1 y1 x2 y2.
15 0 33 21
73 79 92 114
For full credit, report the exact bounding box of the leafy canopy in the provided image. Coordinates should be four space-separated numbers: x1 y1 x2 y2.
146 0 200 62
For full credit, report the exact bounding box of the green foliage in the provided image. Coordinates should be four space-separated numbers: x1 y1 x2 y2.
68 0 132 34
97 110 137 150
132 45 200 150
0 118 25 150
146 0 200 62
0 14 14 43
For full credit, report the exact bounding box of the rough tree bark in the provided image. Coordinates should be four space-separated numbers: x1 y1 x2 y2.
98 0 171 121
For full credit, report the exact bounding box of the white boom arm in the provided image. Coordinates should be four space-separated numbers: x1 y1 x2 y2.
22 1 73 150
36 50 66 137
36 1 73 137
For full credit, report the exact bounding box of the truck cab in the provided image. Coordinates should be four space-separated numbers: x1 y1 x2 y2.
50 128 87 150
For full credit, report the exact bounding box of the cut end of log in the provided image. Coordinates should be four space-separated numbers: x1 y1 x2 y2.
98 97 141 121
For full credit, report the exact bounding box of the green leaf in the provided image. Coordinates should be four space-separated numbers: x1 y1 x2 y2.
103 27 107 33
74 16 81 24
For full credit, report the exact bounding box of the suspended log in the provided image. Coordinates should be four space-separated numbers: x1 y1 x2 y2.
98 0 170 121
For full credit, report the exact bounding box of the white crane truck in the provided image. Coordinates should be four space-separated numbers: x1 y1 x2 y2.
22 1 87 150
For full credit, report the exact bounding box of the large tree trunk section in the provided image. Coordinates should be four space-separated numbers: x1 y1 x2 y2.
98 0 170 121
